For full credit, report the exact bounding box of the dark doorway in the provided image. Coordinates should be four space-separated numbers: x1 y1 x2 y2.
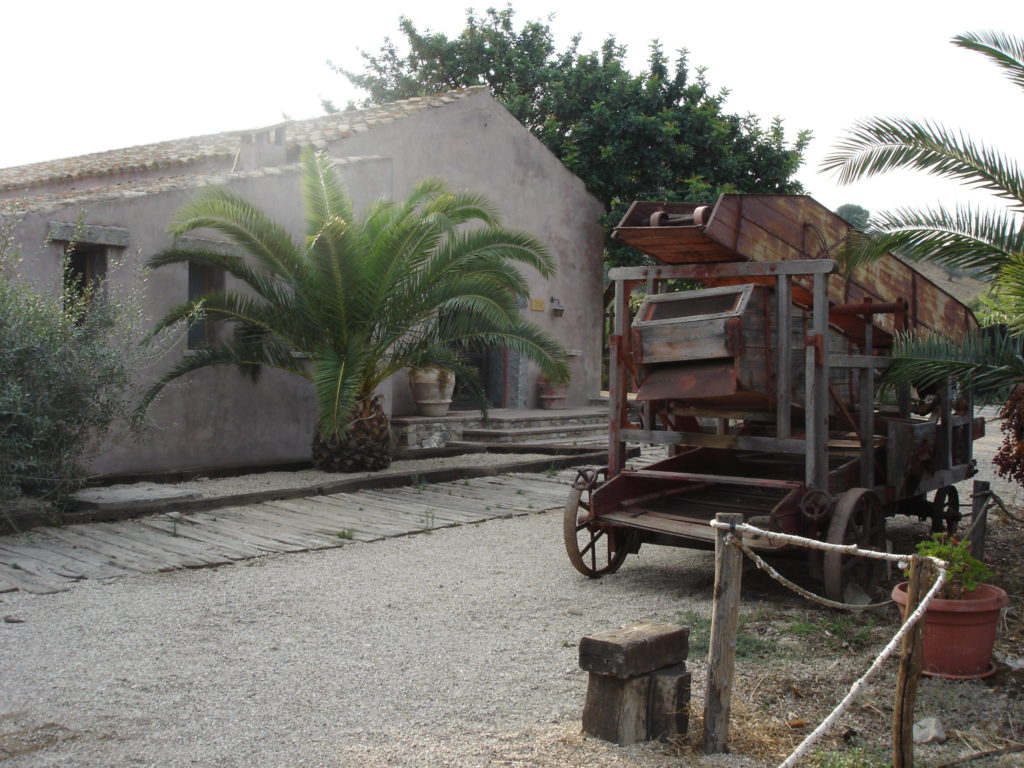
451 346 506 409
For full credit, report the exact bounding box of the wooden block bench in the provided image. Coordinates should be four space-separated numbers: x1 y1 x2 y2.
579 620 691 745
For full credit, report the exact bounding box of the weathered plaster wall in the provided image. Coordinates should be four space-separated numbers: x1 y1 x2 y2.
4 91 603 476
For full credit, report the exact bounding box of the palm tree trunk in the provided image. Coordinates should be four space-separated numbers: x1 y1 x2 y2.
311 395 392 472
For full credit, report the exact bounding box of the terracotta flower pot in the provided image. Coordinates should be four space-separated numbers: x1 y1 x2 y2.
408 367 455 417
538 377 568 410
892 581 1009 679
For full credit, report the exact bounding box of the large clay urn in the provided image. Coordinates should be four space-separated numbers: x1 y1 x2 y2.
408 367 456 417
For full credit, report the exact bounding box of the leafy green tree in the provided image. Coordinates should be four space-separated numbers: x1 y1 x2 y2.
0 239 142 507
824 31 1024 480
145 148 568 473
836 203 870 230
333 6 810 266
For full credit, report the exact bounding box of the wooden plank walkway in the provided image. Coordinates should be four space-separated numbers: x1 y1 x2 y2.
0 468 582 595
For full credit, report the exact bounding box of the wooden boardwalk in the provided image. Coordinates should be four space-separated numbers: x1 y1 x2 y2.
0 468 580 595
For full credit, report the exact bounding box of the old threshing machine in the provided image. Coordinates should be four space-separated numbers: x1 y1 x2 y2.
565 194 983 602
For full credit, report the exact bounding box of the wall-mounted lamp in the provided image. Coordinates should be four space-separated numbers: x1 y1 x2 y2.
550 297 566 317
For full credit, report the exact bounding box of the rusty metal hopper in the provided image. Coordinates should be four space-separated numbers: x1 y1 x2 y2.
614 194 978 343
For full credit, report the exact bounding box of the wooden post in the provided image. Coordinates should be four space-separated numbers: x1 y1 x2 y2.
608 277 628 474
859 319 874 489
939 378 954 470
702 512 744 754
776 276 792 440
892 556 933 768
970 480 990 561
806 272 829 490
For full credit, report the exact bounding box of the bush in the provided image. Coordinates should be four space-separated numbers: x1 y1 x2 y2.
0 245 143 506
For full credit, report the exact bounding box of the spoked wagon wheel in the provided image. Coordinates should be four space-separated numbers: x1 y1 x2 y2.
564 486 628 578
823 488 886 603
931 486 961 535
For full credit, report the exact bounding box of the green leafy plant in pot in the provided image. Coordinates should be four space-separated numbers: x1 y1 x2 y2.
892 533 1009 678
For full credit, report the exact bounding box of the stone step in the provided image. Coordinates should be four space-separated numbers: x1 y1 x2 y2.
390 407 608 450
460 423 609 444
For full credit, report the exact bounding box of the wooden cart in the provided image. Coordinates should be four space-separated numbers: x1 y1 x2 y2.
565 195 983 602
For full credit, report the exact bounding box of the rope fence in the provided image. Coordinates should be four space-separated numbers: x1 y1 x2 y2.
704 517 950 768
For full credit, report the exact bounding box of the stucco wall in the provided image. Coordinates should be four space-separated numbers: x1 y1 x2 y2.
5 91 604 476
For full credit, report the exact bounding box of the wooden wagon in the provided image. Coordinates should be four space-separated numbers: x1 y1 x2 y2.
565 194 983 602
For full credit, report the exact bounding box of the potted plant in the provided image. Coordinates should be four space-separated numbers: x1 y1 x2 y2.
408 366 456 417
538 371 570 410
892 533 1009 678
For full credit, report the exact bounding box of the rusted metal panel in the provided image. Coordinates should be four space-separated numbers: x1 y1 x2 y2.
613 194 978 342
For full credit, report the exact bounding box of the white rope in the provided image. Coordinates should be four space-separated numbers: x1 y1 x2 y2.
709 520 907 563
728 535 892 610
706 519 949 768
777 559 947 768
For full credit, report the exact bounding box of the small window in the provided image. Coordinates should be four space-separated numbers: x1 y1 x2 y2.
187 262 225 349
63 243 108 305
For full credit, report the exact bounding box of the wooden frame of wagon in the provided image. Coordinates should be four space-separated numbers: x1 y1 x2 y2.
564 194 982 603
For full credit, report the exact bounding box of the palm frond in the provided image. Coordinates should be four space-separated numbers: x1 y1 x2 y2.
822 117 1024 211
141 334 306 409
866 203 1023 277
301 147 353 236
168 188 306 280
954 31 1024 92
883 326 1024 401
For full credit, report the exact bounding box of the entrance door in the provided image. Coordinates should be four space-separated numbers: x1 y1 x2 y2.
451 346 506 409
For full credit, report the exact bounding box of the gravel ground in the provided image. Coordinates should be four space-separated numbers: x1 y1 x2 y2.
1 507 736 768
2 425 1022 767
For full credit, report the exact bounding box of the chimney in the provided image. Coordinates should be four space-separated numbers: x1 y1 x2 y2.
233 121 289 171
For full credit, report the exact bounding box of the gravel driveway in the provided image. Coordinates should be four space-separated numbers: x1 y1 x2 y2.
0 503 737 768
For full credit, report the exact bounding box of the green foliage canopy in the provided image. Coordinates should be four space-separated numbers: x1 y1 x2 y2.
331 6 811 266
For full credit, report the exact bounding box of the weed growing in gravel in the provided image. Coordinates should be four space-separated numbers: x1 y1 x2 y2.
785 614 886 651
809 745 889 768
337 529 353 540
675 610 775 660
420 508 436 532
544 465 558 478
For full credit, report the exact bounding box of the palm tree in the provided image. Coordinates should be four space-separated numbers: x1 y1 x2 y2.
145 147 569 472
823 31 1024 281
822 30 1024 479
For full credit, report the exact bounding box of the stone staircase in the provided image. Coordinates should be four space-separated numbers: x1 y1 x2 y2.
390 407 609 451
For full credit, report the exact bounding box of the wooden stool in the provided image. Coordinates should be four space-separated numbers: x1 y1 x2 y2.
579 620 691 745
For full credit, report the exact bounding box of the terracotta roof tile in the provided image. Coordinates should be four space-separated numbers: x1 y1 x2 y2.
0 87 483 195
0 156 381 217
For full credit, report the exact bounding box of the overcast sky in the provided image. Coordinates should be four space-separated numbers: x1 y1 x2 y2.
4 0 1022 216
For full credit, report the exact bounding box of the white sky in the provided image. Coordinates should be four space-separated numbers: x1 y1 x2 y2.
3 0 1022 217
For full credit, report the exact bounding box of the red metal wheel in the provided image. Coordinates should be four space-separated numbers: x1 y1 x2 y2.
823 488 886 603
563 486 628 578
931 486 961 535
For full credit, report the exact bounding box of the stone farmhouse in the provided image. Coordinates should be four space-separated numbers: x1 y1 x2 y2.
0 87 605 477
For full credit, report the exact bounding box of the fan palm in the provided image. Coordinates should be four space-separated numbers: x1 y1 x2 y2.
145 147 569 472
822 30 1024 392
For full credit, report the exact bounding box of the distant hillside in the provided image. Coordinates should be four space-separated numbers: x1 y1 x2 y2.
897 254 989 310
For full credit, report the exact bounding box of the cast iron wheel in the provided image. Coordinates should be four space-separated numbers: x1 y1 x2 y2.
931 486 961 535
823 488 886 603
563 486 628 578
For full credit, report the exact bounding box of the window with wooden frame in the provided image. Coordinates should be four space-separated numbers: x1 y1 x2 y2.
187 261 225 349
63 242 108 304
